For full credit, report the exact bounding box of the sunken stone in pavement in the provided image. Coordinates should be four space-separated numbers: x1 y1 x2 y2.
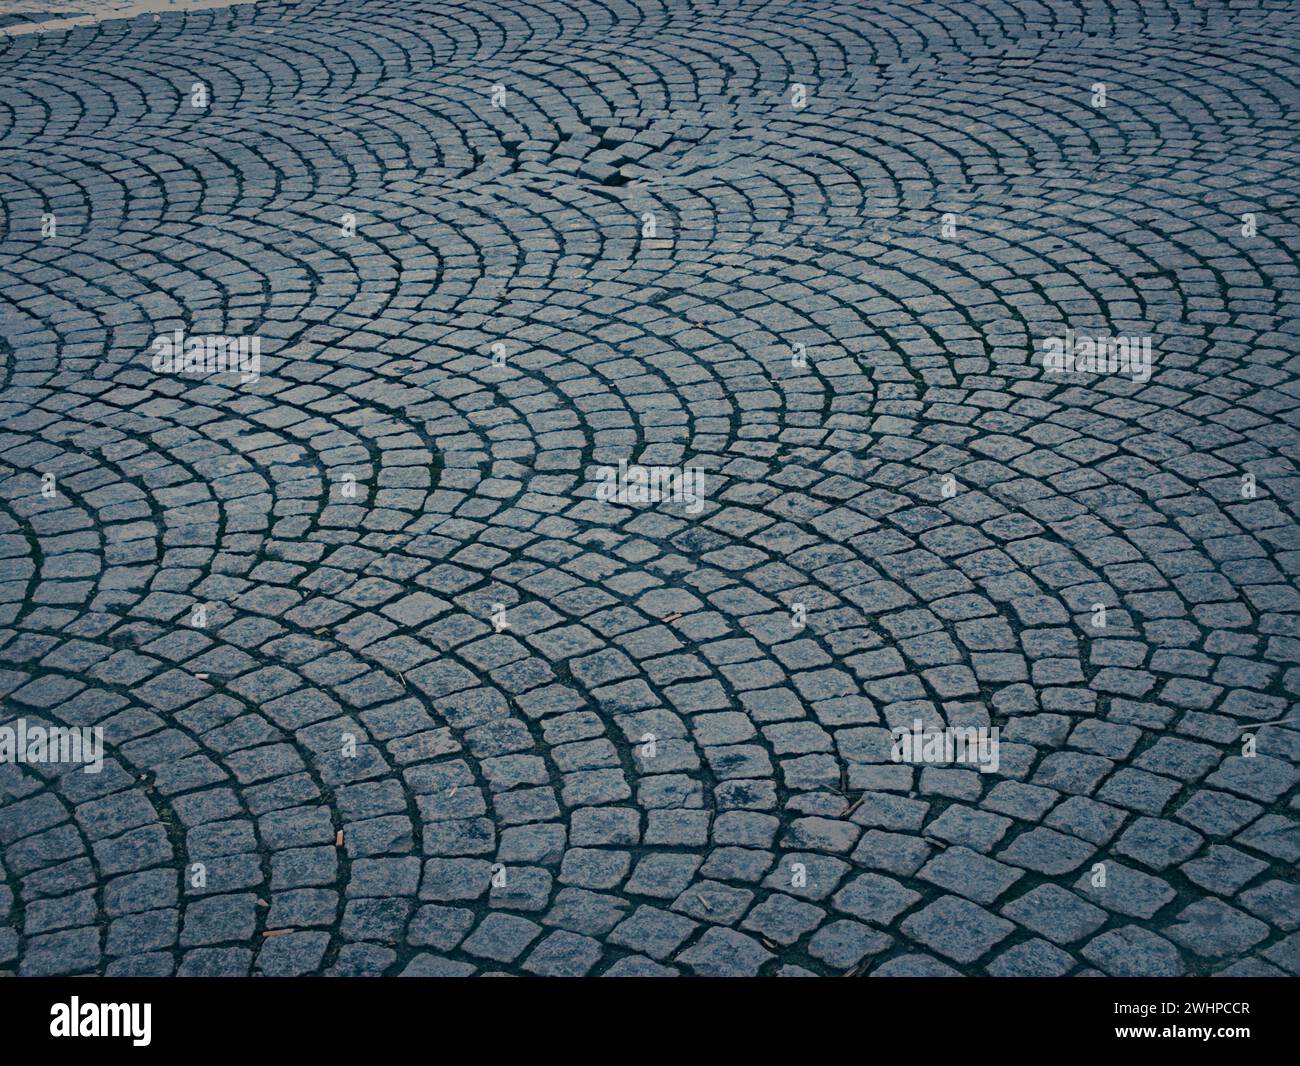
0 0 1297 977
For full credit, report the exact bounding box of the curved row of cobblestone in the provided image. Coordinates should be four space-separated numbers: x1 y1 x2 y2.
0 0 1297 977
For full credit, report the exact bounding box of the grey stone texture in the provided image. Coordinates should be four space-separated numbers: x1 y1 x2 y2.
0 0 1297 977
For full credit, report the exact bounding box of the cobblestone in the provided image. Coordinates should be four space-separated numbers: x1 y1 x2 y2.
0 0 1296 978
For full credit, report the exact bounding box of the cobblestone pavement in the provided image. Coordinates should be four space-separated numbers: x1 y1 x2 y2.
1 0 1298 978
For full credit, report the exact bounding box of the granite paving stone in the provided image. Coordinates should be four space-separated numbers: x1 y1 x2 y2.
0 0 1295 979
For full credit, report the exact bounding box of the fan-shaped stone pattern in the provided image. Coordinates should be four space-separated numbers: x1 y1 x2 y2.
0 0 1297 978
